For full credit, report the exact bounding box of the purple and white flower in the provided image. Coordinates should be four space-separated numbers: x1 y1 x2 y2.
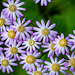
22 36 41 52
44 56 68 75
34 0 51 6
11 18 32 41
20 51 43 72
27 64 48 75
42 42 58 57
1 26 16 44
33 19 58 44
53 33 71 55
66 52 75 72
0 12 12 33
2 0 26 21
4 39 26 61
0 53 18 73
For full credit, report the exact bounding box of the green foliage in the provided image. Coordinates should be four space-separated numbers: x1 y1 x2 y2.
0 0 75 75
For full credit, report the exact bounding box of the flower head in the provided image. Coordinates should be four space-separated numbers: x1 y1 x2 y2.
4 39 26 61
1 26 16 44
53 33 71 55
44 57 68 75
22 36 41 52
34 0 51 6
27 64 48 75
11 18 32 41
0 53 18 73
2 0 26 20
42 42 58 57
33 19 58 44
0 12 12 33
20 51 43 72
66 52 75 72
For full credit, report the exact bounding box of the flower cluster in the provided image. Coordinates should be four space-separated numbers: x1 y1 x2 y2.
0 0 74 75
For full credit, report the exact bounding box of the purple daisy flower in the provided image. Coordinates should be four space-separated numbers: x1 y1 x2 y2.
27 64 48 75
66 52 75 72
2 0 26 21
44 56 68 75
53 33 71 55
22 36 41 52
0 53 18 73
0 42 4 54
0 12 12 33
34 0 51 6
1 26 16 44
20 51 43 72
4 39 26 61
33 19 58 44
42 42 59 57
11 18 32 41
68 30 75 51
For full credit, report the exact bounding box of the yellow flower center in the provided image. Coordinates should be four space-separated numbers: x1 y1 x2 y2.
26 55 35 64
41 28 49 36
0 18 5 26
59 39 67 47
28 40 35 46
51 63 60 71
10 47 18 54
33 71 42 75
9 4 16 12
1 59 9 66
7 30 16 39
50 44 55 51
69 58 75 66
17 25 25 33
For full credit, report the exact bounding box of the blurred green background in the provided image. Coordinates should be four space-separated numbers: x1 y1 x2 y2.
0 0 75 75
